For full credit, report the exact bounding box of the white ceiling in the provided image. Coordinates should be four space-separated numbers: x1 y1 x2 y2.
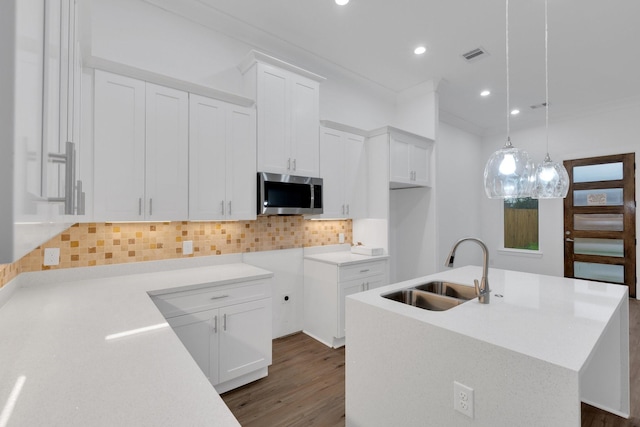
149 0 640 135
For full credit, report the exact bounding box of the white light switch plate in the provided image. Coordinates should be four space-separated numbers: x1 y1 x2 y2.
454 381 474 418
183 240 193 255
44 248 60 266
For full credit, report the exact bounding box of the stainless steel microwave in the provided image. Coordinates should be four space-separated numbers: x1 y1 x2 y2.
257 172 323 215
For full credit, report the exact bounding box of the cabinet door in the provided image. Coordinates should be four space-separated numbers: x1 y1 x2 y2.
290 75 320 177
189 94 227 220
218 299 272 384
319 128 346 218
389 136 412 184
145 83 189 220
410 142 431 187
226 105 257 220
256 64 289 174
344 133 367 218
94 71 145 221
167 310 218 384
338 280 365 339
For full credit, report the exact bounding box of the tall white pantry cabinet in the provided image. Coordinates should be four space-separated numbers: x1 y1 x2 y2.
93 70 189 221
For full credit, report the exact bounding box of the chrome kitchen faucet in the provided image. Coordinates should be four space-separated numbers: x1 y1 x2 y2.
445 238 491 304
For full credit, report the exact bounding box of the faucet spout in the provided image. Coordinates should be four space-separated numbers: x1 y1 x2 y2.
445 238 491 304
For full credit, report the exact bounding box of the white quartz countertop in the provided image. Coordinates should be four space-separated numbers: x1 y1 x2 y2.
0 262 273 426
351 265 628 372
304 251 389 266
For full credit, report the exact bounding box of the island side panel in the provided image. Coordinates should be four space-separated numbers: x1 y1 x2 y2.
580 295 630 417
345 298 581 427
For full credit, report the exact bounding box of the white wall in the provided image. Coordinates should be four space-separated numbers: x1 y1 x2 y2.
480 102 640 282
89 0 396 130
436 122 484 270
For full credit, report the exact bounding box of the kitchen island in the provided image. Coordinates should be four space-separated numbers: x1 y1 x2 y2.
345 266 629 426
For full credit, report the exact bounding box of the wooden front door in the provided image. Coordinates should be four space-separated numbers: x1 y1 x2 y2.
563 153 636 297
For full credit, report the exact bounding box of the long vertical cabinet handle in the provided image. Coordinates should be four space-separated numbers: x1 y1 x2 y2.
64 141 76 215
221 200 225 215
213 315 218 333
293 159 296 171
287 158 291 171
346 204 350 215
228 201 232 216
138 198 142 216
223 313 227 331
149 198 153 216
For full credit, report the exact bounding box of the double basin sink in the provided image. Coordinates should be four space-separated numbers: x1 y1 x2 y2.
381 281 477 311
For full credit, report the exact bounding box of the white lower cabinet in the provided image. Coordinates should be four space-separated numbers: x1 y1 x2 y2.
303 258 388 348
152 279 272 393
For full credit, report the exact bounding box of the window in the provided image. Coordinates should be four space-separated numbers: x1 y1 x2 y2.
504 198 539 250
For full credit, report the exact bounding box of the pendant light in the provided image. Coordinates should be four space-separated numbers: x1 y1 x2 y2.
484 0 534 199
531 0 570 199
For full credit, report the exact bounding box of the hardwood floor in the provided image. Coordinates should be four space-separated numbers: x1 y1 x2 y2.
222 333 345 427
223 299 640 427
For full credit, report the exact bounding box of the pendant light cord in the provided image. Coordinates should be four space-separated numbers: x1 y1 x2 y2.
505 0 511 146
544 0 549 158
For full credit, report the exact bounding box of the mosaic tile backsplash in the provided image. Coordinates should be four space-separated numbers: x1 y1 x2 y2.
0 217 352 288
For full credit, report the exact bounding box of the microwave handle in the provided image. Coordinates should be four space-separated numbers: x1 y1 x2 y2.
310 184 315 209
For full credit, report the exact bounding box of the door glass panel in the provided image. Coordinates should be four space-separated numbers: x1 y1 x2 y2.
573 188 623 206
574 262 624 284
573 162 623 183
574 214 623 231
574 238 624 257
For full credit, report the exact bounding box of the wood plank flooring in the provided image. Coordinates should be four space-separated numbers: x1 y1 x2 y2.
222 299 640 427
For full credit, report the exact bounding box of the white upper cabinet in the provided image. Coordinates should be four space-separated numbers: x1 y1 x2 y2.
387 128 434 189
319 124 368 219
189 94 256 221
240 51 325 178
0 0 80 263
94 70 188 221
145 83 189 220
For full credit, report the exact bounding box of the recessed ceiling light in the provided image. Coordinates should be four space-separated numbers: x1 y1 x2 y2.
480 90 491 97
335 0 349 5
414 46 427 55
511 109 520 115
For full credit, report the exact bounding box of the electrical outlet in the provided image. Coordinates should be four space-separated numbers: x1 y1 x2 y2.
339 233 345 244
183 240 193 255
44 248 60 266
454 381 474 418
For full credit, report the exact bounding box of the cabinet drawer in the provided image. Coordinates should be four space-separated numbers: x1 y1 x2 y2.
152 280 270 318
339 261 386 282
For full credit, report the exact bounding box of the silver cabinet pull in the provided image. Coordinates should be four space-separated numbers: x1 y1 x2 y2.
293 158 296 171
47 141 76 215
221 200 225 215
213 315 218 333
228 201 232 216
360 269 370 273
138 198 142 216
287 158 291 170
342 205 345 215
210 295 229 300
346 204 350 215
149 198 153 216
76 180 85 215
223 313 227 331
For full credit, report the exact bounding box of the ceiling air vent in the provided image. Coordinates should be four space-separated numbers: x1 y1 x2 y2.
530 102 548 110
462 47 489 63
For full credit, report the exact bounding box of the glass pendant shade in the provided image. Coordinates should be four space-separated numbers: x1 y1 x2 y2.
532 153 570 198
484 138 535 199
